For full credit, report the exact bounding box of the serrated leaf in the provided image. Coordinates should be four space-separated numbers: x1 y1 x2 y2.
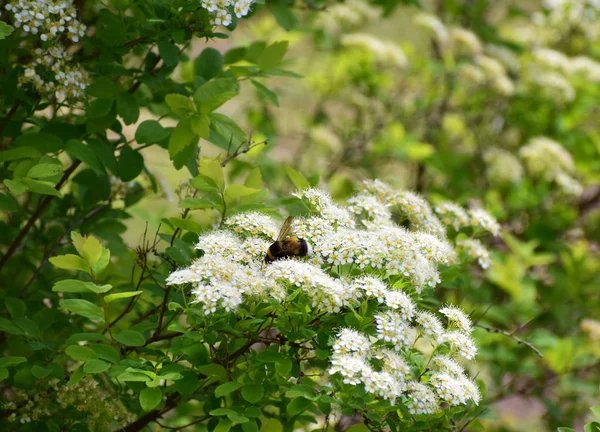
0 22 15 39
165 94 196 117
71 232 104 268
169 118 198 160
190 114 210 138
61 299 105 322
258 41 289 69
198 157 224 190
50 254 90 273
104 291 143 304
193 78 239 114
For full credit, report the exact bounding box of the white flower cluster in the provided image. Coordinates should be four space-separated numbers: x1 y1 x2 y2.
457 239 492 269
19 46 90 101
314 0 380 35
200 0 254 27
519 137 582 196
328 302 480 412
5 0 86 42
340 34 408 68
432 201 500 238
225 212 279 239
484 147 524 185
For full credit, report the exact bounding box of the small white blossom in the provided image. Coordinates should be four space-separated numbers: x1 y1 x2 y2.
468 208 501 236
445 330 478 360
406 382 439 414
439 305 472 334
457 238 492 269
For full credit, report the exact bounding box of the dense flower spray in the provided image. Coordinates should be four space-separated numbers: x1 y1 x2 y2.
167 181 498 415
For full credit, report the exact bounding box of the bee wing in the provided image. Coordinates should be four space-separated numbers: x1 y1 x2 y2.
277 216 294 241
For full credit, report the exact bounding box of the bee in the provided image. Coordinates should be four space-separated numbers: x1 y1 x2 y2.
265 216 312 263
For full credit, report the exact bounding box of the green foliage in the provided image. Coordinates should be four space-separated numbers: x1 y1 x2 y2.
1 0 598 431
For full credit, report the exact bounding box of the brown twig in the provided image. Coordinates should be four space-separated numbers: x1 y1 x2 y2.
474 323 544 358
220 138 268 167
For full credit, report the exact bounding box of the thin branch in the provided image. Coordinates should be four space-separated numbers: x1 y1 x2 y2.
474 323 544 357
155 416 210 430
220 138 268 167
0 160 81 273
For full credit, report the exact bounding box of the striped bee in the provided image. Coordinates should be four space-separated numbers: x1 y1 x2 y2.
264 216 311 263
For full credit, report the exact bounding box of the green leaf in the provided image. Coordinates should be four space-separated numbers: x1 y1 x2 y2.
87 76 121 99
198 157 224 190
84 359 111 374
117 372 152 382
258 41 289 69
5 298 26 319
116 92 140 125
114 330 146 346
0 356 27 368
0 369 8 381
66 333 111 344
104 291 143 304
22 178 61 196
169 217 203 233
169 119 198 160
0 318 25 335
4 179 28 195
0 147 41 162
71 232 104 268
0 22 14 39
90 344 120 363
592 407 600 421
194 78 239 114
250 80 279 106
69 367 85 386
66 140 104 172
209 113 246 150
214 419 232 432
270 6 297 31
15 132 63 153
26 162 63 179
210 408 238 416
118 146 144 181
178 197 220 209
50 254 90 273
165 94 196 117
244 168 263 189
285 166 310 190
242 420 259 432
190 114 210 138
53 280 112 294
65 345 98 362
215 382 242 398
224 185 260 203
241 384 264 404
195 47 224 80
158 40 179 68
135 120 170 145
197 363 227 379
286 397 312 416
140 387 162 411
93 248 111 275
585 423 600 432
31 365 53 379
87 99 114 119
61 299 105 322
0 194 19 212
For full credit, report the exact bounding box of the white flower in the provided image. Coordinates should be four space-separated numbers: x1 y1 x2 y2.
329 354 370 385
484 148 524 185
333 328 372 358
468 208 500 236
434 201 470 231
375 311 414 349
449 27 482 55
439 305 472 334
431 355 465 377
414 13 448 44
384 290 415 321
415 311 444 344
445 330 478 360
406 382 439 414
457 238 492 269
520 137 577 182
225 212 279 239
